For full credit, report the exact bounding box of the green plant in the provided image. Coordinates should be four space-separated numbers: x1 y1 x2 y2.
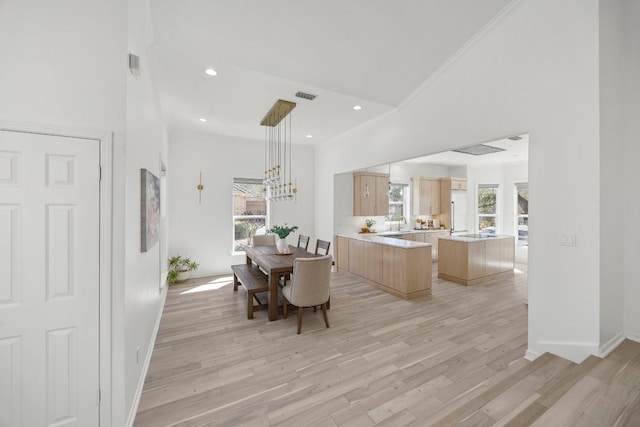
167 255 199 283
365 218 376 228
268 224 298 239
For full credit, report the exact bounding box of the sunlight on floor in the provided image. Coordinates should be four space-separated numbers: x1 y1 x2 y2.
514 267 524 274
180 276 234 295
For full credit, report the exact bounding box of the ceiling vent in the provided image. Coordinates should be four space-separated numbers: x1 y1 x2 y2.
128 53 141 76
507 135 523 141
453 144 506 156
295 91 317 101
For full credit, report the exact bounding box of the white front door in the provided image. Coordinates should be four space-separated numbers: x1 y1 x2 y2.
0 130 100 426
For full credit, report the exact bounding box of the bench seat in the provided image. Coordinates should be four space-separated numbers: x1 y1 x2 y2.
231 264 269 319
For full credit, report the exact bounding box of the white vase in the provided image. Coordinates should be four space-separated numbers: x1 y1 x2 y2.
276 238 290 254
176 271 190 282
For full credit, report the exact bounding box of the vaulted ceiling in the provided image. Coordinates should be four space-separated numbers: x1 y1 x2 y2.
148 0 513 145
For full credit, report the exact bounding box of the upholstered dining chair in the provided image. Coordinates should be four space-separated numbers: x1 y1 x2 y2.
315 239 331 256
297 234 310 251
282 255 332 334
252 234 276 246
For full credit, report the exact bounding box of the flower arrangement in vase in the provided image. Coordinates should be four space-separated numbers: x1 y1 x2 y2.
268 224 299 254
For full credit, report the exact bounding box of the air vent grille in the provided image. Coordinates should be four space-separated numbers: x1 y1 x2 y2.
453 144 506 156
295 91 317 100
508 135 523 141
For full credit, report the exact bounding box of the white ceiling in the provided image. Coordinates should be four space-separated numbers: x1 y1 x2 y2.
148 0 513 144
403 135 529 166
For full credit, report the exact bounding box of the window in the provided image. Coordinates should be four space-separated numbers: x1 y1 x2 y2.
388 183 409 218
233 178 268 252
515 182 528 246
477 183 498 234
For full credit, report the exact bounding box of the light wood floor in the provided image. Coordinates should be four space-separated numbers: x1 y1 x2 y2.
134 264 640 426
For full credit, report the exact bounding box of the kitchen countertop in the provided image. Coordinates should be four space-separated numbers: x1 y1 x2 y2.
439 233 514 243
336 233 432 249
376 229 449 236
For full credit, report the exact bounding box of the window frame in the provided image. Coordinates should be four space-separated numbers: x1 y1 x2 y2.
388 182 410 219
232 178 269 255
476 183 500 234
515 182 528 246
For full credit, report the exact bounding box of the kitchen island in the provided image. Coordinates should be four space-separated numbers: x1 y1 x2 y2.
335 233 432 299
438 234 515 285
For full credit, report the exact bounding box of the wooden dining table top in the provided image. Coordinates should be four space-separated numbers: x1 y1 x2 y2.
244 245 319 272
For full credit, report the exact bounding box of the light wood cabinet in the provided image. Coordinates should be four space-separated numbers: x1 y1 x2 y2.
348 238 364 276
435 177 467 230
362 241 383 283
335 236 350 271
353 172 389 216
438 236 515 285
411 177 441 215
336 235 432 299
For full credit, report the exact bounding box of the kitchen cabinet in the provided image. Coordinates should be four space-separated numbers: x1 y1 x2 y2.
435 177 467 230
438 235 514 285
411 177 441 215
402 231 448 260
348 238 364 276
335 236 350 271
335 234 432 299
362 241 383 283
353 172 389 216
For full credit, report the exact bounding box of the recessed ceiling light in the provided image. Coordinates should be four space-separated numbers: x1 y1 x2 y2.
205 68 217 76
306 134 313 138
353 105 362 110
198 118 207 122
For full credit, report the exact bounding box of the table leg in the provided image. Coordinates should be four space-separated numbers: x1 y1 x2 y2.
268 273 279 321
246 254 251 265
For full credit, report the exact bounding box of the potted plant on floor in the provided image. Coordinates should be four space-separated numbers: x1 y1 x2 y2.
167 255 199 283
268 224 299 254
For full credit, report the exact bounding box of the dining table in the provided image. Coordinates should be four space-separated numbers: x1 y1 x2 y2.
244 244 319 321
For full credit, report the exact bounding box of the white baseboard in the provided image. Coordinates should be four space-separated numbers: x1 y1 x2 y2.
599 332 625 358
535 340 599 364
625 330 640 343
524 349 541 361
126 289 168 427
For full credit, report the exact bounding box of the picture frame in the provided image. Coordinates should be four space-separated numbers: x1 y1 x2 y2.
141 168 160 252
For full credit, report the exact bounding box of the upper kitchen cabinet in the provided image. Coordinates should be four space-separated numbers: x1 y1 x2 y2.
353 172 390 216
411 177 441 215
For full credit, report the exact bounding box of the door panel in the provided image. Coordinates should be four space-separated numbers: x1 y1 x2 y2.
0 130 100 427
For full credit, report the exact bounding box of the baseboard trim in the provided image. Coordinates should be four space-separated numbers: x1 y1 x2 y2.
126 288 168 427
536 340 599 364
524 349 541 361
599 332 625 358
625 331 640 343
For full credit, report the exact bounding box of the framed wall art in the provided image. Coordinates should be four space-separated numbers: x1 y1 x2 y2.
141 168 160 252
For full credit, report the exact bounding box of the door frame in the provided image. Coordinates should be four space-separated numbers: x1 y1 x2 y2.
0 121 113 426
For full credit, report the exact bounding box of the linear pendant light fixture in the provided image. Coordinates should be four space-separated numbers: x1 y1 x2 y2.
261 99 297 201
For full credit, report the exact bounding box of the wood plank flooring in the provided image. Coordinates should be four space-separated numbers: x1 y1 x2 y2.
134 265 640 426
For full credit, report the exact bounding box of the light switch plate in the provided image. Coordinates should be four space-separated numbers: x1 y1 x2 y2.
560 233 576 246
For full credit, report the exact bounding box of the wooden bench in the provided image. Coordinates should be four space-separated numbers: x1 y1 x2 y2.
231 264 269 319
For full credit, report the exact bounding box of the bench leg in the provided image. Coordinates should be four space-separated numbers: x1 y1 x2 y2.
233 273 239 291
247 292 254 319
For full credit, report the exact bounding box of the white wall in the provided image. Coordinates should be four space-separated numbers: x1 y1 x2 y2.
622 0 640 341
315 0 602 363
0 0 135 424
168 130 315 276
598 0 626 353
124 0 169 424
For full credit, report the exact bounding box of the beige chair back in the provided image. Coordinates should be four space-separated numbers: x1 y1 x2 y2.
287 255 332 307
252 234 276 246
